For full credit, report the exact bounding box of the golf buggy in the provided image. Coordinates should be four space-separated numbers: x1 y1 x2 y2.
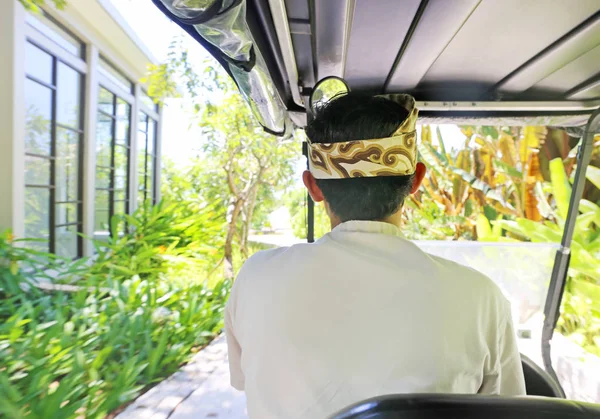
150 0 600 417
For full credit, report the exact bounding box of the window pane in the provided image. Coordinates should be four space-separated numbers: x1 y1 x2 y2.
96 167 112 189
56 63 82 129
141 90 155 110
25 79 53 155
147 174 154 202
98 87 114 114
96 112 113 167
116 98 130 119
25 187 50 251
138 145 147 175
116 100 130 145
99 58 133 93
26 13 83 58
138 130 147 156
138 112 148 131
147 119 156 155
25 155 51 186
114 145 128 178
25 43 53 84
114 175 127 191
94 190 110 232
138 170 147 195
137 191 145 208
56 202 78 226
114 190 127 201
55 224 78 259
114 200 126 217
56 128 79 202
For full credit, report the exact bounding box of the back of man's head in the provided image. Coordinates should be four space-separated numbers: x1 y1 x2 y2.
306 93 416 222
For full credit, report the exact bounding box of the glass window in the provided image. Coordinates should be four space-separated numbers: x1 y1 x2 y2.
25 78 53 155
140 90 157 111
98 87 115 114
94 86 131 239
95 167 112 189
147 119 156 155
114 146 129 178
24 40 83 259
25 43 53 85
26 11 84 58
25 155 51 186
55 128 80 203
96 113 113 168
25 188 50 252
115 99 131 145
56 63 82 129
94 190 110 232
139 111 149 128
56 202 78 225
99 57 133 94
137 113 157 206
55 224 78 259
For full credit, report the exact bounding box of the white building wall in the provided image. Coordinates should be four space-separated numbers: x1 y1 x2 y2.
0 1 26 238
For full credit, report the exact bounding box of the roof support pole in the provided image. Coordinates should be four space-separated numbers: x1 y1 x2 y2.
302 141 315 243
541 107 600 396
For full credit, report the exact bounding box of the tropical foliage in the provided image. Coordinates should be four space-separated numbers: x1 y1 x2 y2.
149 45 300 279
408 125 600 354
0 201 229 418
18 0 67 12
285 188 330 240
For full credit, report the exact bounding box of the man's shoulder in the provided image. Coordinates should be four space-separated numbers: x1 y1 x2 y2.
243 246 289 267
238 242 314 276
427 253 509 302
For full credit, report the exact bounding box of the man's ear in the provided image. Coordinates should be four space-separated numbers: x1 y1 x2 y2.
410 162 427 194
302 171 325 202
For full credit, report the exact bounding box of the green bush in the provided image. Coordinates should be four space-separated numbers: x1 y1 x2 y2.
0 201 229 418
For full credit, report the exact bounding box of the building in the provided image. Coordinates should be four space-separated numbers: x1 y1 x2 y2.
1 0 162 257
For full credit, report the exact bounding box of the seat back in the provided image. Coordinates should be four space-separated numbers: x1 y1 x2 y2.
521 354 565 398
329 394 600 419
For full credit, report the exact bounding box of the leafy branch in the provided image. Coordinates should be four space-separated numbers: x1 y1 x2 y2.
19 0 67 12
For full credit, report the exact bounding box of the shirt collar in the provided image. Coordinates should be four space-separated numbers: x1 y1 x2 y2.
331 220 404 238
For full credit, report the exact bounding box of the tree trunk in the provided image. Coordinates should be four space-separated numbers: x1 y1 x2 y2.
224 198 244 280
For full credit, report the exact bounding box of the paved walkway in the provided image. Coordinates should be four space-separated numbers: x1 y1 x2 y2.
117 335 247 419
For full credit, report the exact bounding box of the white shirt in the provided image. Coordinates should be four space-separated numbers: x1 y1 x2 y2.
225 221 526 418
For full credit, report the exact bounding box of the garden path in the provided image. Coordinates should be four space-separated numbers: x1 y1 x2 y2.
116 335 247 419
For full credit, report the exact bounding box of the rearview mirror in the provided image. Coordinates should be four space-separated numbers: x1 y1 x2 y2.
309 77 350 115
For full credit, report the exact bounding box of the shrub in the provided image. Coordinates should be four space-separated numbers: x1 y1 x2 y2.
0 201 229 418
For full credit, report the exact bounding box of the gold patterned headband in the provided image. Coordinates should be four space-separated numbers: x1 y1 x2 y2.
308 94 419 179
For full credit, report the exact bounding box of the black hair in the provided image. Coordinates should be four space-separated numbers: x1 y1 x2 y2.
306 93 415 222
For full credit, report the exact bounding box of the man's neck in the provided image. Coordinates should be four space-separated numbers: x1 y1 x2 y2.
329 210 403 230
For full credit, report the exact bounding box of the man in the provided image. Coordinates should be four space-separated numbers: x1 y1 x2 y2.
225 93 526 418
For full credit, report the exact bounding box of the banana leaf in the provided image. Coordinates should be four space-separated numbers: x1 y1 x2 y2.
587 165 600 190
436 126 450 165
534 182 554 219
494 159 523 179
549 157 572 220
496 219 562 243
419 143 514 210
476 213 493 240
570 279 600 315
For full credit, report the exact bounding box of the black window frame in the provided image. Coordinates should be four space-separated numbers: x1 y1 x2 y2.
95 87 132 237
138 112 158 206
24 39 85 259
